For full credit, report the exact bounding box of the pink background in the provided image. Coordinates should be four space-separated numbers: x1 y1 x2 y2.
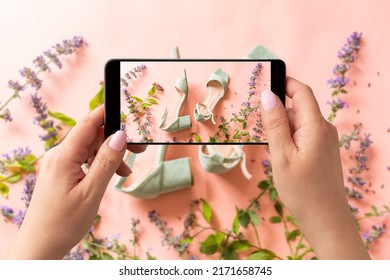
0 0 389 259
120 61 270 142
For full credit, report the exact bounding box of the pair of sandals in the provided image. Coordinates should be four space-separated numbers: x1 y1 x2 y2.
115 144 251 199
158 67 229 132
115 45 278 199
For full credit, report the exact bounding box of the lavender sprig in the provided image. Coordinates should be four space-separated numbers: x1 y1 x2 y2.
327 32 362 122
30 93 58 150
210 63 264 143
0 36 86 122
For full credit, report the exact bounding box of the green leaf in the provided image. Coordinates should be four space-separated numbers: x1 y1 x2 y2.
0 183 10 197
21 154 37 165
241 131 249 136
286 215 299 227
200 198 213 224
48 111 76 127
269 188 278 201
89 84 104 110
247 210 260 226
274 202 284 217
248 249 276 260
257 180 270 190
6 162 23 172
146 251 157 260
141 103 152 108
22 165 36 172
146 98 158 105
6 172 22 184
371 205 379 215
238 210 250 227
194 132 201 143
331 90 339 96
199 233 225 255
181 237 193 245
228 240 252 251
232 215 240 235
131 96 144 103
93 215 101 225
221 248 238 260
89 254 99 260
286 229 301 241
340 89 348 94
102 252 113 260
148 84 157 96
269 216 282 223
120 113 127 122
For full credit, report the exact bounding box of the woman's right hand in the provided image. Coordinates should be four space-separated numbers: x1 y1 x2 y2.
259 77 370 259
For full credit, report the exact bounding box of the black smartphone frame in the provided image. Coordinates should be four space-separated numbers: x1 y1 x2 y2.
104 59 286 144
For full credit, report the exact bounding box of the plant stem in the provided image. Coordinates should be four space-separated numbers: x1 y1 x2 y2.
0 59 53 113
281 215 294 256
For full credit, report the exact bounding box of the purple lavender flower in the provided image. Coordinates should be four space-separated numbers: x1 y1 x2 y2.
0 205 14 218
327 76 348 89
33 55 50 72
8 80 25 92
326 32 362 122
63 246 86 260
345 186 363 199
43 50 62 68
247 63 262 97
30 93 58 149
12 209 26 226
362 224 386 248
121 65 147 87
19 67 42 90
262 159 272 176
1 35 86 123
333 63 348 75
12 147 31 161
337 32 362 63
1 108 13 122
22 174 36 208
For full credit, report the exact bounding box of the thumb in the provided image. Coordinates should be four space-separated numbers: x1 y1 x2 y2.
83 130 127 197
260 90 295 159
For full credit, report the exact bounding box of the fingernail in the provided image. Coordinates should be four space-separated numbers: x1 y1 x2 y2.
261 90 278 111
109 131 127 151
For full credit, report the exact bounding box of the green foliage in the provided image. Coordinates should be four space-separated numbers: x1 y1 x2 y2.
258 180 270 190
269 216 282 223
0 183 9 197
89 84 104 110
48 111 76 127
200 198 212 224
199 232 225 255
248 249 276 260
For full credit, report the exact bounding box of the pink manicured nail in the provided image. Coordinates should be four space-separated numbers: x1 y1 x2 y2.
261 90 278 111
109 131 126 151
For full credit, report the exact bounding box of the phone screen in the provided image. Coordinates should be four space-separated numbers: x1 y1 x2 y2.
105 59 285 144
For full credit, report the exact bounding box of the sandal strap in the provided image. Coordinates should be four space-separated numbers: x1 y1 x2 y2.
195 103 216 124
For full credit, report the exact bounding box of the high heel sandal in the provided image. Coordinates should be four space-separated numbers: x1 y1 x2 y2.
194 68 229 125
198 145 252 180
158 70 191 132
115 145 194 199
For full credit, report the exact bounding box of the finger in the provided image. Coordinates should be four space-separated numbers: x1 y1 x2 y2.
260 90 295 159
286 77 323 123
82 130 127 198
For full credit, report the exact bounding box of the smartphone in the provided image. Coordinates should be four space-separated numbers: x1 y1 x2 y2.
104 59 285 144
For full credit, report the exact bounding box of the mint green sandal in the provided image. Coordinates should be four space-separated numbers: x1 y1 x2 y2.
198 145 252 180
115 146 193 199
158 70 192 132
194 68 229 125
